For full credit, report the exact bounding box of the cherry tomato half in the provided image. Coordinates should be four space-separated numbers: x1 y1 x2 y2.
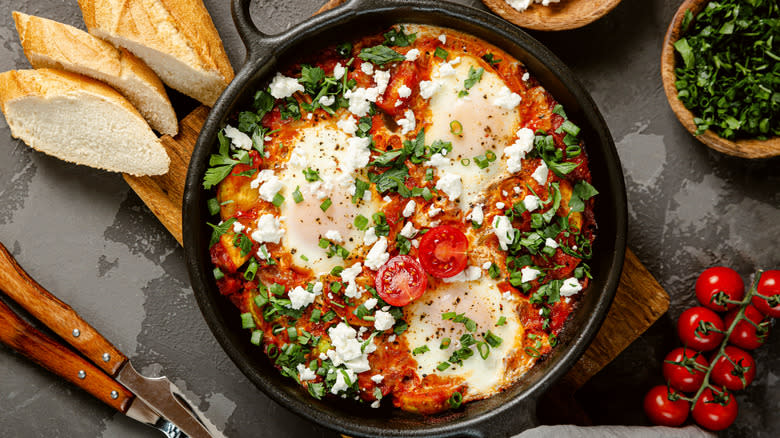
375 255 427 306
677 306 726 351
695 266 745 312
724 305 770 350
418 225 469 278
643 385 689 427
711 346 756 391
662 347 708 392
752 270 780 318
692 387 738 431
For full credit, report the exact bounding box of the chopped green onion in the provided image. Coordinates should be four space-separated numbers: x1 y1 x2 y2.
440 338 451 349
292 186 304 203
310 309 322 322
450 120 463 135
412 345 430 355
485 150 497 162
476 341 490 359
272 193 285 207
461 158 470 166
213 267 224 280
437 362 451 371
303 167 320 182
496 316 507 326
560 120 580 136
320 198 332 212
240 312 255 329
250 330 263 346
244 258 259 281
448 391 463 409
434 47 448 60
207 198 220 216
354 214 369 230
484 330 503 348
287 327 298 342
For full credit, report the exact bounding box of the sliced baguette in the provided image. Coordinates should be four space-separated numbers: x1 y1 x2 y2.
13 11 178 136
77 0 234 107
0 69 170 176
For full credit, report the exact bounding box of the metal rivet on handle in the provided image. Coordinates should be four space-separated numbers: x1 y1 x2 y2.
72 329 80 338
77 370 86 379
102 353 111 362
110 391 118 400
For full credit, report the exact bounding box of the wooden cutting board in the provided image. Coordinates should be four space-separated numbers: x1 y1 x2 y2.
123 0 669 423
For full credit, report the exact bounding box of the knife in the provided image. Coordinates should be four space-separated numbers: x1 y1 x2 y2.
0 243 223 438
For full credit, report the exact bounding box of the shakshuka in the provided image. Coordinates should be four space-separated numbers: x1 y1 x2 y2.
204 24 597 414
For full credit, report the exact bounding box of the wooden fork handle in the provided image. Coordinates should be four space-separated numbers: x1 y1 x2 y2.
0 298 135 412
0 243 127 375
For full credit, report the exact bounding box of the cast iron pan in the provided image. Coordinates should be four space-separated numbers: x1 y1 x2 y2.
183 0 628 436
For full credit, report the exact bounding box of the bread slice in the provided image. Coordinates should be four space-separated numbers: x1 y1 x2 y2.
0 69 170 176
77 0 234 107
13 11 178 136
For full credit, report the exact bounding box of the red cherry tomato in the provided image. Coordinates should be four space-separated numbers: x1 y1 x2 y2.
692 387 738 431
643 385 690 427
375 255 427 306
711 346 756 391
417 225 469 278
662 347 709 392
677 307 726 351
724 305 770 350
752 270 780 318
695 266 745 312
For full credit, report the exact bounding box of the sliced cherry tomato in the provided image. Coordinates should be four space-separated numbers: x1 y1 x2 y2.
418 225 469 278
643 385 689 427
752 270 780 318
724 305 770 350
711 346 756 391
662 347 708 392
692 387 738 431
677 306 726 351
695 266 745 312
375 255 427 306
375 62 418 116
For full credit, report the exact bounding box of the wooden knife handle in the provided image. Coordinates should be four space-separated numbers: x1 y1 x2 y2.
0 243 127 376
0 298 135 412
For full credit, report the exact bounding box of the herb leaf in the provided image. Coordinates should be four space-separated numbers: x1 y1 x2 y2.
358 45 405 65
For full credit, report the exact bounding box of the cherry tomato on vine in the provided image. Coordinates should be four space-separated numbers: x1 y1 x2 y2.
711 346 756 391
417 225 469 278
695 266 745 312
724 305 770 350
677 307 726 351
643 385 689 427
692 387 738 431
375 255 427 306
662 347 708 392
751 270 780 318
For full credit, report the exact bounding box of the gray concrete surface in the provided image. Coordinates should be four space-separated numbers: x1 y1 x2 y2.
0 0 777 437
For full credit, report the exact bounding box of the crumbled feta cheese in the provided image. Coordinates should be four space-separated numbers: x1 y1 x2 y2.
496 202 506 209
438 34 447 44
288 146 308 168
256 244 269 260
427 152 450 168
269 73 304 99
319 95 335 106
503 128 535 173
411 239 419 248
374 310 395 331
560 277 583 297
435 171 462 201
397 109 416 135
428 206 442 217
509 0 560 12
443 266 482 283
337 116 358 135
288 286 315 310
531 160 549 185
251 214 284 244
514 186 522 194
333 63 346 80
405 48 420 61
388 334 397 342
312 282 324 295
402 200 416 218
326 323 375 377
250 170 283 202
419 80 443 99
466 204 484 225
297 363 317 381
223 125 252 150
522 72 530 81
342 70 390 116
322 230 343 244
341 263 364 299
329 368 356 395
364 298 378 310
482 261 492 270
398 85 412 98
437 62 457 77
232 221 245 233
492 216 517 251
319 352 328 360
521 266 541 283
493 86 522 110
343 136 373 174
373 70 391 94
364 237 390 270
361 62 374 75
523 195 540 212
545 238 559 249
400 222 418 238
364 227 378 246
371 400 381 408
371 374 384 383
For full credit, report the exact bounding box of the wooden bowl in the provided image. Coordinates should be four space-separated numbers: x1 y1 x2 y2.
481 0 624 31
661 0 780 159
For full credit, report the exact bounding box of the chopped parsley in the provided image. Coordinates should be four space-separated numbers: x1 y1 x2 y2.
358 45 405 65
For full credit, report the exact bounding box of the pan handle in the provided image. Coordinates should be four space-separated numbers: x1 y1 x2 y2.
231 0 362 61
